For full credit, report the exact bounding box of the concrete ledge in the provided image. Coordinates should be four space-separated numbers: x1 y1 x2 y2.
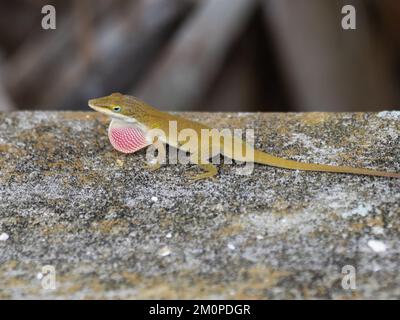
0 111 399 299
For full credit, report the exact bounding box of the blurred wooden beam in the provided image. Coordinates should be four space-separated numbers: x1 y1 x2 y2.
198 12 291 112
41 0 192 109
0 56 15 111
4 0 115 109
0 83 15 111
0 1 43 54
135 0 258 111
262 0 398 111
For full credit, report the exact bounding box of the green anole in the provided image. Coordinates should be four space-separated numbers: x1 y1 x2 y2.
88 93 400 180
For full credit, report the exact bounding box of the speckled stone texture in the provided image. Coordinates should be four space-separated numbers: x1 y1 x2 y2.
0 111 399 299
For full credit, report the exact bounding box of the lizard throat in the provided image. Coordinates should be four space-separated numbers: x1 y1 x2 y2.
108 119 149 154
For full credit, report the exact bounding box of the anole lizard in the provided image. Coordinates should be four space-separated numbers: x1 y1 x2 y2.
88 93 400 180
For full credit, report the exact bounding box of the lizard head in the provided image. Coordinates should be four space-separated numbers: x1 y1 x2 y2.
88 92 141 123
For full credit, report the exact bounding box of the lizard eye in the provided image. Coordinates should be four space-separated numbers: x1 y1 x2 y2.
113 106 121 113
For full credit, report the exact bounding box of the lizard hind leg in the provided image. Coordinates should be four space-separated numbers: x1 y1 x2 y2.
144 161 162 172
187 162 218 181
184 153 218 181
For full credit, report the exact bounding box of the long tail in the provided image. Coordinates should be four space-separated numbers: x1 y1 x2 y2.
254 150 400 178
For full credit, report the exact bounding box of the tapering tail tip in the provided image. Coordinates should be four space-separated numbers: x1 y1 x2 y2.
376 171 400 179
254 150 400 178
330 166 400 178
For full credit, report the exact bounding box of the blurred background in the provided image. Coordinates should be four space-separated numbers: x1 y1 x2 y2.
1 0 400 112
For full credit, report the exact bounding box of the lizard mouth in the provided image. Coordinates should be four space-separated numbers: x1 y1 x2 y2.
88 99 104 110
88 102 112 116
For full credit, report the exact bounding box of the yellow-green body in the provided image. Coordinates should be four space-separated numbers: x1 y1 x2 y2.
89 93 400 180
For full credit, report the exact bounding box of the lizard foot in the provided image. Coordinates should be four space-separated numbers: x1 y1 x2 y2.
186 163 218 181
144 162 162 172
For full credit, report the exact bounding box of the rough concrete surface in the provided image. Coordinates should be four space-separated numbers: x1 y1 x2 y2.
0 111 399 299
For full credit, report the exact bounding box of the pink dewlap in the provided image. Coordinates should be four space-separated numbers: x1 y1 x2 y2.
108 126 148 154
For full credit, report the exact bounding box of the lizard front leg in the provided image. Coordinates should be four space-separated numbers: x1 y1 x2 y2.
143 136 165 172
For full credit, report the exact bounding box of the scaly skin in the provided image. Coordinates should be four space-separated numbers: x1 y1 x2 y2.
88 93 400 180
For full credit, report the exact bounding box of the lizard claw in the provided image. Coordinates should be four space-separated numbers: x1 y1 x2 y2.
144 162 161 172
188 174 217 182
185 170 218 182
